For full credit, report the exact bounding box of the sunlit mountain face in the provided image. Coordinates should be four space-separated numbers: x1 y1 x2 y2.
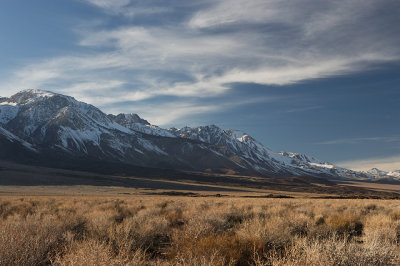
1 89 397 180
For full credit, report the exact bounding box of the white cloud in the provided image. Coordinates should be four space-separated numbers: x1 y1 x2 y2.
84 0 171 18
337 156 400 172
316 136 400 145
108 101 221 126
189 1 279 28
1 0 399 123
85 0 131 16
103 95 280 126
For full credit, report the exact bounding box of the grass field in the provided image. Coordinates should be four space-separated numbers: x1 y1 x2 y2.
1 195 400 265
2 162 400 265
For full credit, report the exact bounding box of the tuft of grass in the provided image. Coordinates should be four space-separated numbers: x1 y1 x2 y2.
170 233 263 265
0 214 64 265
389 210 400 221
264 235 397 266
325 214 363 238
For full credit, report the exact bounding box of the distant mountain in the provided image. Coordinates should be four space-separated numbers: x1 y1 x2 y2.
0 89 395 180
365 168 400 179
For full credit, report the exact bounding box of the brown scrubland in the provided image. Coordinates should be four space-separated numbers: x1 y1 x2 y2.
1 196 400 265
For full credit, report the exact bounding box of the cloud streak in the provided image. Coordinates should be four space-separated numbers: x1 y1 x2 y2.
337 155 400 172
316 136 400 145
0 0 399 124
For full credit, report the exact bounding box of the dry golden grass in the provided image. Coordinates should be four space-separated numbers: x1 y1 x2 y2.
1 196 400 265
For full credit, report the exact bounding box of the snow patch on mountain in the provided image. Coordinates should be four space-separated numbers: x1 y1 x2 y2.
388 170 400 178
59 126 102 152
364 168 400 180
138 138 168 155
0 125 36 151
0 102 19 124
170 125 370 179
226 129 250 142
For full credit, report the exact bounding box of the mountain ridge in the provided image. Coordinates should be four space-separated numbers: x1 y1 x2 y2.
0 89 397 180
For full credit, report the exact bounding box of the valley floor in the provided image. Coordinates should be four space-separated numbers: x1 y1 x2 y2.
2 161 400 265
1 195 400 265
2 160 400 199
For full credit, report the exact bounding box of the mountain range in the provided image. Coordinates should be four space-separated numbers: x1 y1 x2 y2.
0 89 397 180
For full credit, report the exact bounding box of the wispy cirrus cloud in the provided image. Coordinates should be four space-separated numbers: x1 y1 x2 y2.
337 155 400 172
85 0 171 18
84 0 131 16
316 136 400 145
103 95 280 126
0 0 399 124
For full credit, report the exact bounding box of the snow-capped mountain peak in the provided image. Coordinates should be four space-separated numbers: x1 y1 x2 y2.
225 129 251 142
364 168 400 179
278 152 319 164
388 170 400 178
367 168 387 175
8 89 58 105
109 113 176 138
1 90 135 154
0 89 395 180
111 113 150 125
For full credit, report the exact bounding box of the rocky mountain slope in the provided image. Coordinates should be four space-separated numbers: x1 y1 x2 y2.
0 89 397 180
364 168 400 179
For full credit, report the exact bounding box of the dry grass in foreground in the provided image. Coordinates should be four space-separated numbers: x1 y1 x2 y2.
1 196 400 265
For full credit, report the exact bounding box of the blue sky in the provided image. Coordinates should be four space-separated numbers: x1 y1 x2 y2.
0 0 399 170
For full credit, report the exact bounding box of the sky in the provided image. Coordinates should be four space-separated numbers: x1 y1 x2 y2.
0 0 399 171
